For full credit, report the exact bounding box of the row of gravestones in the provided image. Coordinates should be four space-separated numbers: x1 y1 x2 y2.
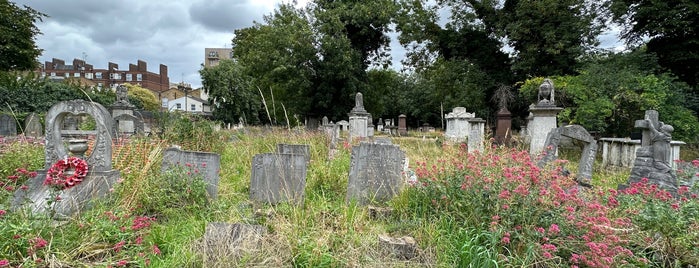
0 113 43 137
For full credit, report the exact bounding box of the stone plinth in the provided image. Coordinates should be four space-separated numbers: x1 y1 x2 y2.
349 114 369 140
528 105 563 155
445 107 475 142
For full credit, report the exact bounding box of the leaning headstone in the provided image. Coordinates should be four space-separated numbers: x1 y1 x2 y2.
276 144 311 164
528 79 563 155
161 147 221 200
0 114 17 136
378 235 417 260
12 100 120 218
203 222 266 267
346 142 406 205
537 125 598 185
249 153 307 205
622 110 679 195
23 112 43 137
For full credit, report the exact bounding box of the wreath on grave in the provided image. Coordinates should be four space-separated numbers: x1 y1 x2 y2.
44 157 89 190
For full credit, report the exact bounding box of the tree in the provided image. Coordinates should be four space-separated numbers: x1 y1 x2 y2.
199 60 262 125
122 83 159 112
609 0 698 87
0 0 46 71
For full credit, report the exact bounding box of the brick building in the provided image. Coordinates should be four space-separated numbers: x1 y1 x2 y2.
204 48 233 67
41 58 170 93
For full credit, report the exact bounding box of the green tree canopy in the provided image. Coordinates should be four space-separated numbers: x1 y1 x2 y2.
0 0 46 71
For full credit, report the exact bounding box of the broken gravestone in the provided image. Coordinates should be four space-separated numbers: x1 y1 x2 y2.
621 110 679 195
537 125 598 185
12 100 120 218
161 147 221 200
346 142 406 205
378 234 417 260
203 222 266 267
249 153 307 205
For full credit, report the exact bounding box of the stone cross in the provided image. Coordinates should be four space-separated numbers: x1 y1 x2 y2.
634 110 659 147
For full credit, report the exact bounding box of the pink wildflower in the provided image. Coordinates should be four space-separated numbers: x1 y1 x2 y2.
152 245 161 255
0 259 9 267
548 224 560 235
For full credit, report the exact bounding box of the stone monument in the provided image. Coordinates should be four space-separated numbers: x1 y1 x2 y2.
398 114 407 136
622 110 679 195
444 107 475 142
12 100 120 218
348 92 370 139
528 79 563 155
537 125 598 185
110 85 144 135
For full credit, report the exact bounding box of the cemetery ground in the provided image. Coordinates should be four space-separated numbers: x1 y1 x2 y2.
1 127 699 267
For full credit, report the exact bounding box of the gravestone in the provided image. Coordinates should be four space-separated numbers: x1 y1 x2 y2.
398 114 407 136
249 153 307 205
23 112 43 137
276 143 311 164
12 100 120 218
348 92 370 139
622 110 679 195
367 114 375 137
0 114 17 136
346 142 406 205
203 222 266 267
377 118 384 132
444 107 475 142
161 147 221 200
378 235 417 260
528 79 563 155
495 108 512 144
537 125 598 185
467 117 487 152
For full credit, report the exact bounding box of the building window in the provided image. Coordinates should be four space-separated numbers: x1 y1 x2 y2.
97 83 103 90
85 73 93 79
176 103 182 110
209 59 217 66
95 72 102 79
136 74 142 81
74 73 80 78
191 104 196 111
161 98 168 108
208 51 218 57
64 73 70 78
110 73 121 80
126 73 132 81
50 72 56 77
41 72 46 77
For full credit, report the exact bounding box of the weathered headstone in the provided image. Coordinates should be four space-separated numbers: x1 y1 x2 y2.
203 222 266 267
467 117 487 152
367 114 375 137
348 92 370 139
528 79 563 155
249 153 307 205
276 144 311 164
537 125 598 184
346 142 406 205
12 100 120 218
444 107 475 142
23 112 42 137
398 114 407 136
161 147 221 200
623 110 679 195
0 114 17 136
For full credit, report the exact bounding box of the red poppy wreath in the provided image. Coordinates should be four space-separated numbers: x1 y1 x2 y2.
44 157 88 190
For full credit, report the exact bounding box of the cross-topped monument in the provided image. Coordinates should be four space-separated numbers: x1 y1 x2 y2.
634 110 659 147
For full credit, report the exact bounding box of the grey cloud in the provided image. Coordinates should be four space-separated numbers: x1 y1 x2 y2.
189 0 266 33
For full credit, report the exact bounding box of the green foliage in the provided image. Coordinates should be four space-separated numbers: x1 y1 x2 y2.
0 71 115 114
123 83 159 112
136 165 209 218
519 51 699 141
200 60 263 125
155 112 227 153
0 0 46 71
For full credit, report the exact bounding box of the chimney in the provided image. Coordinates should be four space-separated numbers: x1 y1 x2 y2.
137 60 147 72
108 62 119 71
129 63 137 72
160 64 169 91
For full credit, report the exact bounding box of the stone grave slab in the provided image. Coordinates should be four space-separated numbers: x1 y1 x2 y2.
249 153 307 205
346 142 406 205
161 147 221 200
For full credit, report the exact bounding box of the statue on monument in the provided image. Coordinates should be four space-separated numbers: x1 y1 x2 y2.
537 79 555 105
355 92 364 109
115 85 129 105
647 119 674 173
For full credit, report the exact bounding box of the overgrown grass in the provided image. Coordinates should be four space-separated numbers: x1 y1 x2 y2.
1 127 698 267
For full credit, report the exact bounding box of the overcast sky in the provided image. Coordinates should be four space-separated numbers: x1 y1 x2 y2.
14 0 621 89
